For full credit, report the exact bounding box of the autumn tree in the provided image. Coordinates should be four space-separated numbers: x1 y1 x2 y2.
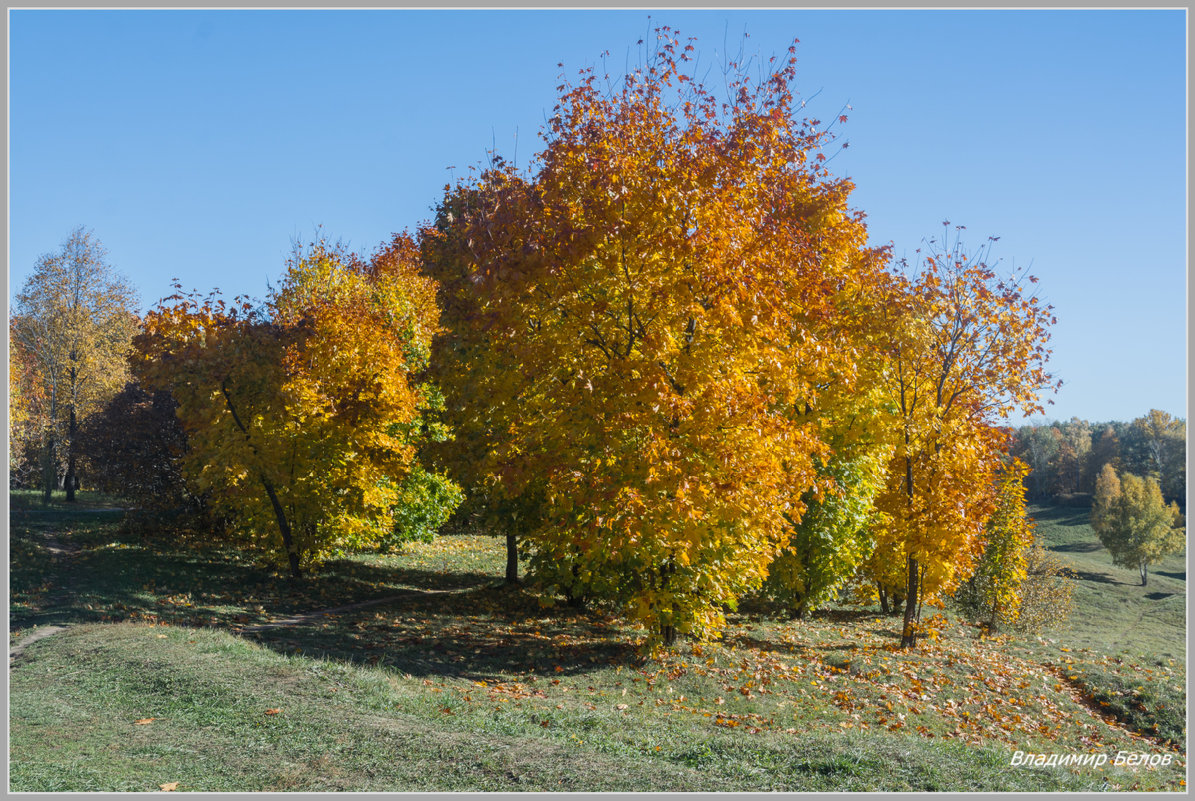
421 170 547 585
1013 541 1073 633
1053 418 1093 497
134 236 459 577
438 30 890 645
1090 464 1184 586
12 227 139 501
871 225 1058 648
1090 462 1123 535
1016 424 1060 500
8 321 44 486
954 458 1035 632
1084 424 1121 494
1123 410 1186 505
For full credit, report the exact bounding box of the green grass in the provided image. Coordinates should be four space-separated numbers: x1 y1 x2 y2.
8 497 1187 791
996 504 1188 752
10 622 1116 792
1028 504 1186 661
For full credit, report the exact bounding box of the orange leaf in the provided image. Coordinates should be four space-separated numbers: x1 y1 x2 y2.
134 718 155 725
159 782 179 792
264 708 281 715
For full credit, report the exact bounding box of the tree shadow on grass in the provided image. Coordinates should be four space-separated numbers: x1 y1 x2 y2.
10 511 648 682
1155 569 1186 581
1058 567 1124 586
1050 542 1104 554
243 586 645 682
8 525 502 636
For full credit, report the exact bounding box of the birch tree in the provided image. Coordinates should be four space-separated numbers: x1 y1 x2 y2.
12 227 138 501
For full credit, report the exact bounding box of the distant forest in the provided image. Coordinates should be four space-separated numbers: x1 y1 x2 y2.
1011 410 1185 509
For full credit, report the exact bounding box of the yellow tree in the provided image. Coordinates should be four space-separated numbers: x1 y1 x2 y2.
12 227 139 501
421 169 548 586
8 322 42 478
872 225 1057 647
135 236 457 577
449 30 889 644
1127 409 1186 504
956 458 1035 631
1091 465 1184 586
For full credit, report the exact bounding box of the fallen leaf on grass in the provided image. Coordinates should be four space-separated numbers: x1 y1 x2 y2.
264 708 281 716
134 718 155 725
159 782 179 791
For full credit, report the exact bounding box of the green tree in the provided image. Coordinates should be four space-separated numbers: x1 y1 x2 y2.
761 406 892 619
1091 464 1184 586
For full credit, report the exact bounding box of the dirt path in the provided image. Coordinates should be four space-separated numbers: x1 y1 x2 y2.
9 626 72 662
9 530 83 665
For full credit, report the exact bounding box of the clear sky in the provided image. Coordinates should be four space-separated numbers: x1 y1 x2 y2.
7 9 1187 425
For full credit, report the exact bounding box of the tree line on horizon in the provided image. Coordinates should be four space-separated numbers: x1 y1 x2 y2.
1010 413 1185 509
8 29 1182 650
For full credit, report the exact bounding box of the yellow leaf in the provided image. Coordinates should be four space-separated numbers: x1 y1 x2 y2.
134 718 155 725
159 782 179 792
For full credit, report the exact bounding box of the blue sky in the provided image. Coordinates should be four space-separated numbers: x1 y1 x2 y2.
7 9 1187 424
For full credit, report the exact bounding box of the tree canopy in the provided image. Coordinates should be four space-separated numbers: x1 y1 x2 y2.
133 236 459 577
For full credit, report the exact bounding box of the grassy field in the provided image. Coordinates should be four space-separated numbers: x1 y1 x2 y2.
8 491 1187 791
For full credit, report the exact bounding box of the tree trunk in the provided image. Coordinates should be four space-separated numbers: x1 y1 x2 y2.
564 565 585 607
793 598 807 620
41 432 56 503
900 555 920 648
260 476 301 579
65 406 78 502
660 624 677 647
220 380 300 579
878 584 890 615
1141 563 1148 586
505 533 519 585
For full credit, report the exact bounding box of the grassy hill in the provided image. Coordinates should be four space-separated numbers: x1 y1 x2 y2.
8 492 1186 791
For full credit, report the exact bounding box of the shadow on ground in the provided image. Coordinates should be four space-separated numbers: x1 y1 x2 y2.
10 506 647 682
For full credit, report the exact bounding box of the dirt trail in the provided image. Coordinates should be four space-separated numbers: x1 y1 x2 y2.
9 530 82 665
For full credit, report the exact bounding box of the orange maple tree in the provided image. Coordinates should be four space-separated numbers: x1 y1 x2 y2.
870 226 1057 647
437 30 891 644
